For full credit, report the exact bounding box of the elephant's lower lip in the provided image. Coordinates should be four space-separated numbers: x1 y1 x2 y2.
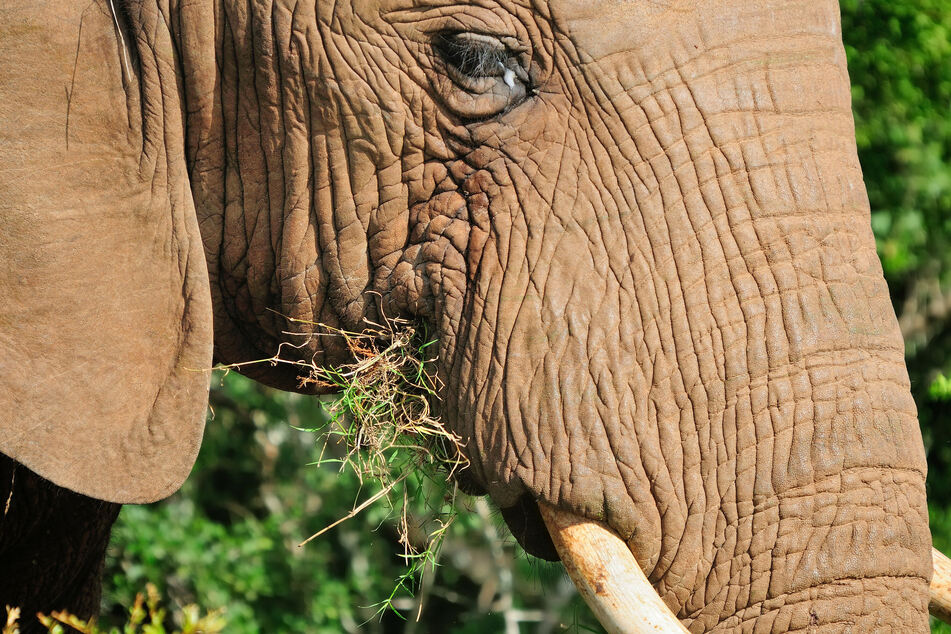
537 502 689 633
498 494 559 561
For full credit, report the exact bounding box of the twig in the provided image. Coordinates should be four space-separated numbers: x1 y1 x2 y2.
3 465 16 521
298 474 407 547
107 0 133 80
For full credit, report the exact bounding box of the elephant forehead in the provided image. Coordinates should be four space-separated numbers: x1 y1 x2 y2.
353 1 844 76
546 0 681 57
547 0 842 60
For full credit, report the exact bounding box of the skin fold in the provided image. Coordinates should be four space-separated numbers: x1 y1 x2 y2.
0 0 932 631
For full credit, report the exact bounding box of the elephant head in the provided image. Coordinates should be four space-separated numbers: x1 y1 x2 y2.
0 0 939 631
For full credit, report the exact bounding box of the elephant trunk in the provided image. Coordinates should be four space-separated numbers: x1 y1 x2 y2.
432 3 935 630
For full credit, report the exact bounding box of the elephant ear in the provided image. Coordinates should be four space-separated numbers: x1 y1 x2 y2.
0 2 213 502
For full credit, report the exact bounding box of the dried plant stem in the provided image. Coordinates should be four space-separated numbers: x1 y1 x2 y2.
298 474 407 547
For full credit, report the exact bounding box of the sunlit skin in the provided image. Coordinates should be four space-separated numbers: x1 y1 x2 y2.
0 1 933 631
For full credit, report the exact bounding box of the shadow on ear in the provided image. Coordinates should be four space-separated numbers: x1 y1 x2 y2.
0 2 213 503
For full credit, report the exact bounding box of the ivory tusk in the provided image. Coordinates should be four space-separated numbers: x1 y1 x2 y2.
931 547 951 623
539 508 951 630
538 502 690 633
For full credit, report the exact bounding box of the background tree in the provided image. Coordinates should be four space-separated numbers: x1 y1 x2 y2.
840 0 951 497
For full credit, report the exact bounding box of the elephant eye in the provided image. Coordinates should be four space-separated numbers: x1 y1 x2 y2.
433 32 511 80
430 31 531 119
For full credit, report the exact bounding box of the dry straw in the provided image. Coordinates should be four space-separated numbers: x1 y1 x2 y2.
219 312 469 617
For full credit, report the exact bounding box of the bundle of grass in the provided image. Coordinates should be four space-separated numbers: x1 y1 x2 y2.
296 316 467 494
221 313 469 616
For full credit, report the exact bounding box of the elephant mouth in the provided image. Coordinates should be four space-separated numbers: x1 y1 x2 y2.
499 494 559 561
496 496 694 631
537 502 690 633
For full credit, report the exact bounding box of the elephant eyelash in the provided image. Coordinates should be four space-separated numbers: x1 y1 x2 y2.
432 32 518 82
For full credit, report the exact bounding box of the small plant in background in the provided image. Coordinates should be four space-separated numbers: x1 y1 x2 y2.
2 585 225 634
930 373 951 402
3 607 20 634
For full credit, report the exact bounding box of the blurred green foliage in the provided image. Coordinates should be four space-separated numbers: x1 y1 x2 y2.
102 2 951 632
102 374 600 633
841 0 951 504
844 0 951 281
842 2 951 630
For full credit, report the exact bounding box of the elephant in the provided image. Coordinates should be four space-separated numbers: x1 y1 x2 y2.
0 0 946 631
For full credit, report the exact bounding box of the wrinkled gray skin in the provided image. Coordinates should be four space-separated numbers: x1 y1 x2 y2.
0 0 932 631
